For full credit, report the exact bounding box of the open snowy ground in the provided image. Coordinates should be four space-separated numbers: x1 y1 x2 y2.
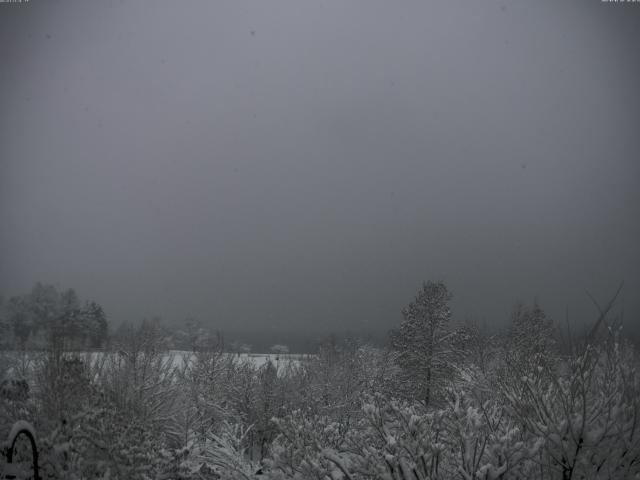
1 351 309 378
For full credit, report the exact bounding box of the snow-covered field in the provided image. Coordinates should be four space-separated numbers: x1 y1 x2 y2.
0 350 309 377
167 351 309 369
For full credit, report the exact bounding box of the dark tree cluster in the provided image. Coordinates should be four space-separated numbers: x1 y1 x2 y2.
0 283 108 350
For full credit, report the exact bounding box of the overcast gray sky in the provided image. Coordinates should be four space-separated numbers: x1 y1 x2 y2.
1 0 639 335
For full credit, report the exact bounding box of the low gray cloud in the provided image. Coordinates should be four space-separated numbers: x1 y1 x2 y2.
1 0 638 334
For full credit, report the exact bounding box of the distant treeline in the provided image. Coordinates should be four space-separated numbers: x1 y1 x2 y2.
0 283 108 350
1 281 636 354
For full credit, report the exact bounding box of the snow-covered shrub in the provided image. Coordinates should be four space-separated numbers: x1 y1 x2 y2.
285 339 375 428
99 324 181 438
267 389 542 480
440 392 541 480
37 400 182 479
501 335 640 479
171 345 237 450
30 349 100 436
266 394 445 480
189 421 260 480
0 374 33 438
265 408 352 479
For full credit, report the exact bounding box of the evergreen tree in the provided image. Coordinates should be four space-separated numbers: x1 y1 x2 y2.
83 301 109 348
390 281 457 406
505 301 556 372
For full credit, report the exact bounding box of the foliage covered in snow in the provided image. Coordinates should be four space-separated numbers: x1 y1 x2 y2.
1 287 639 479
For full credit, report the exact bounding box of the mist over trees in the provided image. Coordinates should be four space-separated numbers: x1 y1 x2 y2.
1 283 108 350
1 0 637 477
1 280 638 479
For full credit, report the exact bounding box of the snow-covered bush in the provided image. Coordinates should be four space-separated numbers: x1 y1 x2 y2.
266 392 541 480
500 336 640 479
99 323 181 438
440 392 541 480
38 403 162 479
189 421 260 480
0 368 33 438
32 350 97 431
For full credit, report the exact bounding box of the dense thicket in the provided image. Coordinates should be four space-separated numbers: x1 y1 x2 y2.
0 282 638 479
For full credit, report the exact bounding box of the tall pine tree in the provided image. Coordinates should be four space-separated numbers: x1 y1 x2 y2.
391 281 458 406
